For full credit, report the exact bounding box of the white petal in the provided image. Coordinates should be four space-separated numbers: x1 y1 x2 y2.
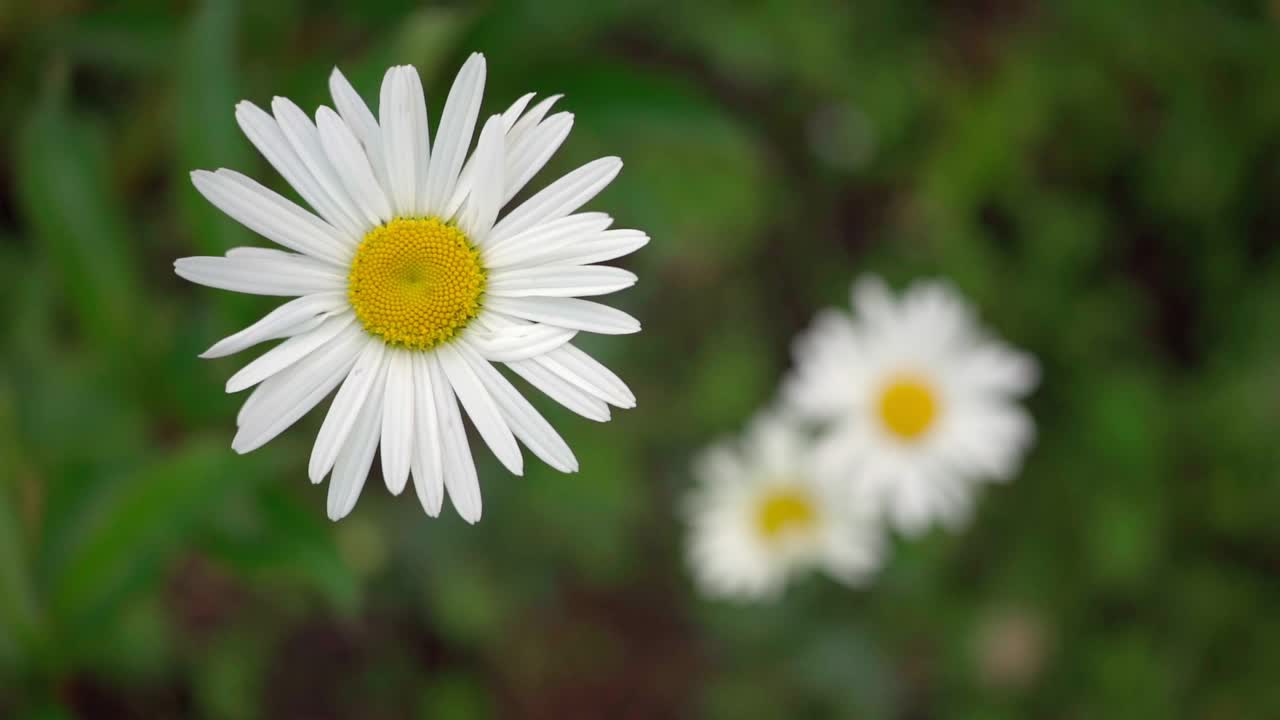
504 111 572 204
235 101 363 238
428 354 482 523
223 246 296 260
422 53 486 215
455 115 505 244
444 94 565 218
236 380 267 427
506 94 562 148
175 253 345 296
958 343 1040 396
270 97 366 236
380 66 430 216
489 157 621 244
505 359 610 422
327 355 389 521
232 323 364 453
328 67 391 194
315 106 392 226
380 350 414 495
309 338 386 484
851 275 898 329
410 353 444 516
404 68 432 215
482 212 613 270
500 92 536 131
225 314 354 393
201 292 347 358
528 229 649 267
487 264 636 297
191 170 352 266
455 340 577 473
485 296 640 335
465 324 576 362
538 343 636 408
438 343 523 476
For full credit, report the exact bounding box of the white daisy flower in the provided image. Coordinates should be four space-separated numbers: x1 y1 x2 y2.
175 55 647 523
783 276 1038 536
686 412 883 599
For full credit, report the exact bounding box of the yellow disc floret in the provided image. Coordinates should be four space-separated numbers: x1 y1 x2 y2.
755 488 817 539
347 217 485 350
878 375 939 441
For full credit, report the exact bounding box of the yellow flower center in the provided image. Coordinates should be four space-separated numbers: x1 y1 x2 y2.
878 375 938 440
347 217 485 350
755 488 817 539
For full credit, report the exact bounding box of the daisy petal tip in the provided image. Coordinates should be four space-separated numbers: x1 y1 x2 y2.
465 499 484 522
327 493 359 522
307 465 326 486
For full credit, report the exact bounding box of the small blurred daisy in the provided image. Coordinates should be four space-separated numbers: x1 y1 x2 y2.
686 413 883 599
176 55 646 522
784 276 1038 536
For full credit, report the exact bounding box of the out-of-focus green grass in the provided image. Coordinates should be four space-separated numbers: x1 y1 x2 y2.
2 1 1279 717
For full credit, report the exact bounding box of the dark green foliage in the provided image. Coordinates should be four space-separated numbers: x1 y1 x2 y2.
1 0 1278 717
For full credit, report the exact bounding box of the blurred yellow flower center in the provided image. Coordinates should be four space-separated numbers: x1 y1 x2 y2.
347 217 485 350
878 375 938 440
755 488 817 539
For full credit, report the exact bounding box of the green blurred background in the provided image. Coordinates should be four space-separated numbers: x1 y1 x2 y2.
2 0 1280 717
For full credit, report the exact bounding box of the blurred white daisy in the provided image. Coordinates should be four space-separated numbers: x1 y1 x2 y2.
686 413 883 599
783 276 1038 536
176 55 646 522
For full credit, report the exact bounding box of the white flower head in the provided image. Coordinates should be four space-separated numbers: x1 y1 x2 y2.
784 275 1038 537
176 55 647 523
686 412 884 600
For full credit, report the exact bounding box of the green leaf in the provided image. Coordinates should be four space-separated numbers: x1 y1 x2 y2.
418 672 494 720
176 0 251 256
48 440 254 645
204 484 360 613
542 62 770 265
59 7 179 73
0 386 44 667
16 88 143 361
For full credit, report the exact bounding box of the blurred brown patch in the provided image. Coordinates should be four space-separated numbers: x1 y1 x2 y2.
166 554 246 641
497 580 706 720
